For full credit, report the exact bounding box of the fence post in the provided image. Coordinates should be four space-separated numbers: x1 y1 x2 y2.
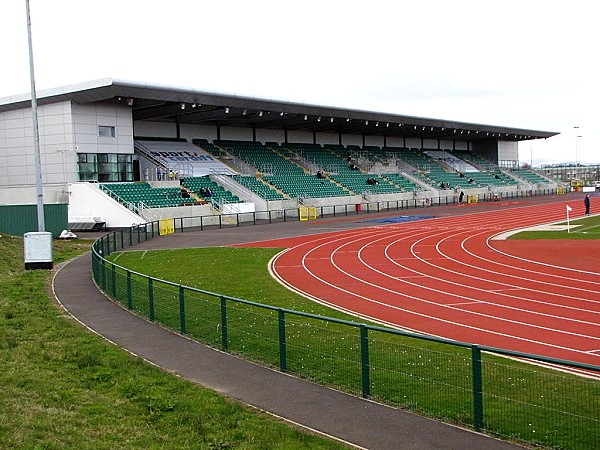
220 296 228 351
104 235 109 257
126 271 132 310
179 285 186 334
100 258 107 291
148 278 155 322
120 228 124 249
278 309 287 373
111 264 117 298
360 325 371 398
471 344 484 431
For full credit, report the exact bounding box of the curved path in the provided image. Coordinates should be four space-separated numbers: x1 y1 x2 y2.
266 200 600 368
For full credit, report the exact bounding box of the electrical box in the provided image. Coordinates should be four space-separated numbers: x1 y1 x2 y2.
24 232 53 270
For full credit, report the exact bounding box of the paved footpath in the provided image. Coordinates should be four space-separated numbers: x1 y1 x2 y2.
52 206 539 449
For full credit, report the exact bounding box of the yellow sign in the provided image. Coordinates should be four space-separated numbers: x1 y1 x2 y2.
159 218 175 235
299 207 318 221
467 194 478 204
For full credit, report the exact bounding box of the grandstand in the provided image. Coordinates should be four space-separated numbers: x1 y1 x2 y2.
0 78 561 233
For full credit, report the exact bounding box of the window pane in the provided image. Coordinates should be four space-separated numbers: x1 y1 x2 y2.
98 126 115 138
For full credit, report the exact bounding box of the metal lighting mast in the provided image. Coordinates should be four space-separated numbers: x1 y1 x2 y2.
25 0 45 232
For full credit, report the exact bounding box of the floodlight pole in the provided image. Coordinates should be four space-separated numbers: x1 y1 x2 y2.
25 0 45 232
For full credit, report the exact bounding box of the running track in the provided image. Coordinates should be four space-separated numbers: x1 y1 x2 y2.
240 200 600 368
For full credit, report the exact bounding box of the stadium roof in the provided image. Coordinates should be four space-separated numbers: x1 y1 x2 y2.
0 78 558 143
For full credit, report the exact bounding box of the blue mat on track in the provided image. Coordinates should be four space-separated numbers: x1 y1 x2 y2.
364 215 435 224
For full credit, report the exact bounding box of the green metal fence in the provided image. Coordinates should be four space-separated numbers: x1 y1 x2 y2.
0 203 68 237
91 221 599 450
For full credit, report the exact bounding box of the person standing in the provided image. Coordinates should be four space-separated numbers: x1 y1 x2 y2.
584 194 590 215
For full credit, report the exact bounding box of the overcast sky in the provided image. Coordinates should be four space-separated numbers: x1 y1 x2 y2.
1 0 597 165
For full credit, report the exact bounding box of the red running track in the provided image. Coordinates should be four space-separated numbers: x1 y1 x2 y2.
242 200 600 368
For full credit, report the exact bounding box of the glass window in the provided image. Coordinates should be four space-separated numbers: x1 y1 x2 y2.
98 126 116 138
77 152 133 182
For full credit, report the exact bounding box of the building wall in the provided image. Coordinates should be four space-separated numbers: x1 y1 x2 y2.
286 130 314 144
364 135 384 147
405 137 422 149
256 128 285 144
0 101 75 204
134 120 177 138
180 123 218 142
497 140 518 163
219 126 253 141
385 136 404 148
341 134 363 147
440 140 454 151
0 101 134 204
454 140 468 151
422 139 438 149
72 102 133 155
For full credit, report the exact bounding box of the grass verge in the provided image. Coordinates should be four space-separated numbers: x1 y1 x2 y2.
0 234 349 450
509 215 600 239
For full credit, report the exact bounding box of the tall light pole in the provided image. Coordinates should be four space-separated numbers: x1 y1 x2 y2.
576 135 582 180
25 0 45 232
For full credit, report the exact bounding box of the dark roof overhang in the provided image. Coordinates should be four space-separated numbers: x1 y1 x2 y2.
0 78 558 142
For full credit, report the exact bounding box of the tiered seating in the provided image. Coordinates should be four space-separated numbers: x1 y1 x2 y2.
176 140 528 201
264 173 350 198
381 173 418 192
396 149 465 189
216 140 296 174
217 141 349 199
288 143 409 195
285 143 348 173
331 173 402 194
182 176 240 204
450 151 518 186
511 169 551 184
192 138 228 158
232 175 286 200
101 182 195 208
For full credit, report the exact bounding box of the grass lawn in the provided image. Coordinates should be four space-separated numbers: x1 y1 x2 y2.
509 214 600 239
0 234 349 450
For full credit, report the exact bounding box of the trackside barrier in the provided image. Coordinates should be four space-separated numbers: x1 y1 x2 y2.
298 206 318 220
299 207 309 221
91 218 600 450
467 194 478 204
159 218 175 235
162 188 561 232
